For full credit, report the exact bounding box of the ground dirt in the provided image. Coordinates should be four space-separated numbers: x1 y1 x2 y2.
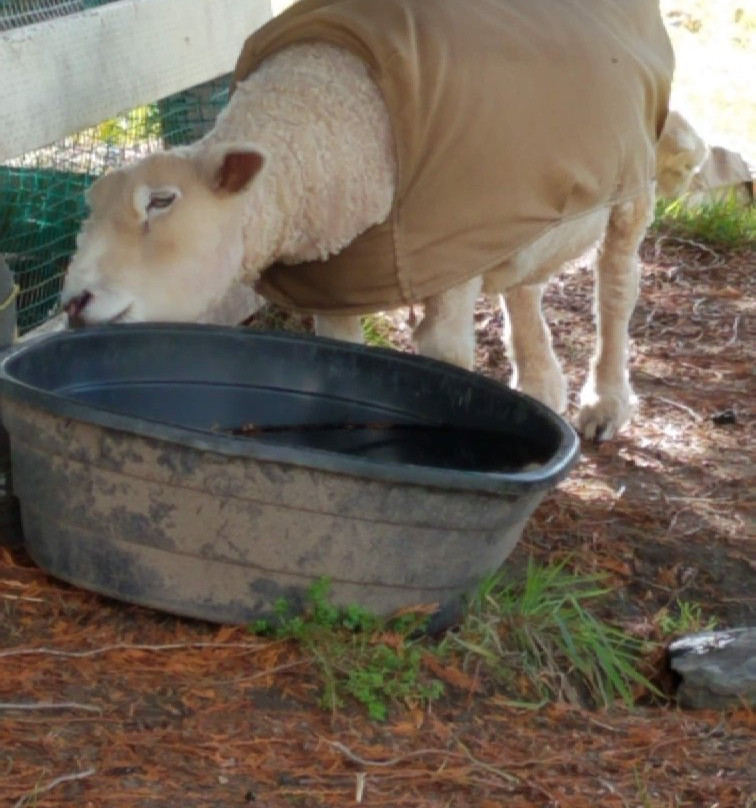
1 230 753 808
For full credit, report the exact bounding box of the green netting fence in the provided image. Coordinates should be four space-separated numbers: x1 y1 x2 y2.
0 1 231 333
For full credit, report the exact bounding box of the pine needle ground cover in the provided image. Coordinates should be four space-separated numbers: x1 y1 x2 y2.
1 214 753 807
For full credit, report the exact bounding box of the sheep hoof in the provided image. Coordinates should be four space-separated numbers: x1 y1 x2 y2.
577 388 636 442
580 416 617 443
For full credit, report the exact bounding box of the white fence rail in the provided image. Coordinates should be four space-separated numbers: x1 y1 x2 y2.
0 0 275 162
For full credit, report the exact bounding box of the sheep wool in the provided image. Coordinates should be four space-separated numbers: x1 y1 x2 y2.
237 0 673 315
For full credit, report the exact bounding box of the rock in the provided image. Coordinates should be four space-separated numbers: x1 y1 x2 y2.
668 627 756 710
711 409 737 426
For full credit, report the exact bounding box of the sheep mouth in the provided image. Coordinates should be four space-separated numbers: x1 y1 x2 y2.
108 304 133 324
69 304 132 329
65 294 133 328
64 291 92 328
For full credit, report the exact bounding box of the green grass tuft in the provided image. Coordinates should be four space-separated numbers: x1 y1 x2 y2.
441 557 657 709
653 194 756 248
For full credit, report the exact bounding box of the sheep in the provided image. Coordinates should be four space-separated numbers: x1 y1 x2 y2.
62 0 675 442
655 110 709 200
655 109 753 206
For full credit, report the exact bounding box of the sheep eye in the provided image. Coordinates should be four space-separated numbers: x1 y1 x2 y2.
147 192 176 211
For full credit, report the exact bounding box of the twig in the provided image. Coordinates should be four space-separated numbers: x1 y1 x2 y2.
586 716 626 734
219 658 308 684
326 736 566 778
0 641 263 659
0 701 102 714
355 772 366 803
456 740 520 784
664 495 734 504
645 717 727 754
324 739 454 769
598 777 620 796
0 594 44 603
655 235 724 267
12 768 96 808
650 396 703 422
327 738 535 788
522 777 560 805
726 315 741 347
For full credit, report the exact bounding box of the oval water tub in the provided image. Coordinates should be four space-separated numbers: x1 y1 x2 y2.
0 324 578 624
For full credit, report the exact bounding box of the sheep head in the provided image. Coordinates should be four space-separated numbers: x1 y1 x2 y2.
655 111 708 199
62 145 265 326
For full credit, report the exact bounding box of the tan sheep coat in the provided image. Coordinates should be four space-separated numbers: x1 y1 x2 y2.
233 0 674 314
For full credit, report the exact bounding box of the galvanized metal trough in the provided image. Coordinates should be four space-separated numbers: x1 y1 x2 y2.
0 324 579 625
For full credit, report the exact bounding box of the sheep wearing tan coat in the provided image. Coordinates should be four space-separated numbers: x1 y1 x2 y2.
62 0 675 442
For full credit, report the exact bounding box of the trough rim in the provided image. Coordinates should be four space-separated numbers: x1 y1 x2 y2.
0 323 580 496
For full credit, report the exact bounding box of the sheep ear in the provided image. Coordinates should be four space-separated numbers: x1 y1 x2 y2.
204 146 266 195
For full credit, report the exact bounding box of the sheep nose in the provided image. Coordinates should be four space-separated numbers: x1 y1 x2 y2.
65 291 93 328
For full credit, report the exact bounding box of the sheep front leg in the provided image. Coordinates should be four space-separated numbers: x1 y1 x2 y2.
502 283 567 413
578 192 653 441
413 276 482 370
314 314 365 344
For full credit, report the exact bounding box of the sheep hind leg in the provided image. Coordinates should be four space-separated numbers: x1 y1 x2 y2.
314 313 365 344
578 191 653 441
412 276 482 370
501 283 568 414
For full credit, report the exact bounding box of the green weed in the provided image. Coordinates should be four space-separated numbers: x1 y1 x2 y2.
250 578 442 721
654 599 717 637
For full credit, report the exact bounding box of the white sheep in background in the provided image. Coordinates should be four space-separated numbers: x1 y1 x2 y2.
62 0 675 442
656 110 709 199
656 110 754 206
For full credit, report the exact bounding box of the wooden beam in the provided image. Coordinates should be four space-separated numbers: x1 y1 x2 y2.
0 0 273 162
